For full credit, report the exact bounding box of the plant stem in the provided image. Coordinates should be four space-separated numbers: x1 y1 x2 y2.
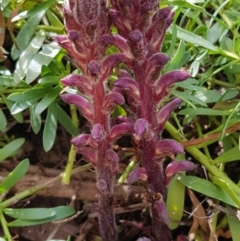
0 210 12 241
62 104 79 184
165 121 240 195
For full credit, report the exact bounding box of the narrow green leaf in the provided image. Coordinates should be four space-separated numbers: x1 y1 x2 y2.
14 30 46 83
35 86 61 115
2 95 24 123
43 103 57 152
11 11 46 60
11 99 39 115
46 10 64 28
55 103 79 136
174 82 206 93
30 104 42 134
167 40 186 71
0 138 25 162
26 45 62 84
8 87 50 102
173 90 207 107
12 0 57 21
178 108 230 116
0 109 7 132
167 175 185 230
228 215 240 241
195 89 239 104
3 208 56 220
0 159 29 194
178 176 238 208
38 76 61 84
8 206 75 227
168 25 218 51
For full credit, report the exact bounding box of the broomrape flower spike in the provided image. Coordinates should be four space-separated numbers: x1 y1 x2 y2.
59 0 192 240
109 0 191 240
58 1 126 240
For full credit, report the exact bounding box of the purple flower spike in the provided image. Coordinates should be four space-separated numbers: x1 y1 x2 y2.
155 70 191 101
156 139 184 155
114 77 140 102
71 134 91 147
102 92 125 114
61 74 92 93
77 147 97 165
157 98 182 131
127 167 148 185
153 199 170 225
91 124 105 142
61 94 93 121
109 122 134 141
165 161 196 177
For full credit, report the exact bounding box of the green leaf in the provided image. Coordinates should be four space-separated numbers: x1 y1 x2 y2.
178 108 230 116
8 206 75 227
43 103 57 152
26 45 62 84
173 90 207 107
11 11 46 60
3 207 56 220
228 215 240 241
12 0 57 21
38 76 61 85
0 108 7 132
8 87 51 102
46 10 64 28
178 176 239 208
0 159 29 194
174 81 206 93
2 95 23 123
0 138 25 162
30 104 42 134
167 175 185 230
35 86 61 115
11 99 39 115
168 25 218 51
55 103 79 136
195 89 239 104
167 40 189 71
14 30 46 83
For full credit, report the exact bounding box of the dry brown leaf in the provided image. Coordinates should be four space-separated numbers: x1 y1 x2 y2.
216 228 231 239
187 189 209 233
188 215 199 241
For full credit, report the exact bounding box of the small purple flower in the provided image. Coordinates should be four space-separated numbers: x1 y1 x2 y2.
109 122 134 141
61 93 94 122
157 98 182 131
165 161 196 177
127 167 148 185
77 147 97 165
153 198 170 225
155 139 184 155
